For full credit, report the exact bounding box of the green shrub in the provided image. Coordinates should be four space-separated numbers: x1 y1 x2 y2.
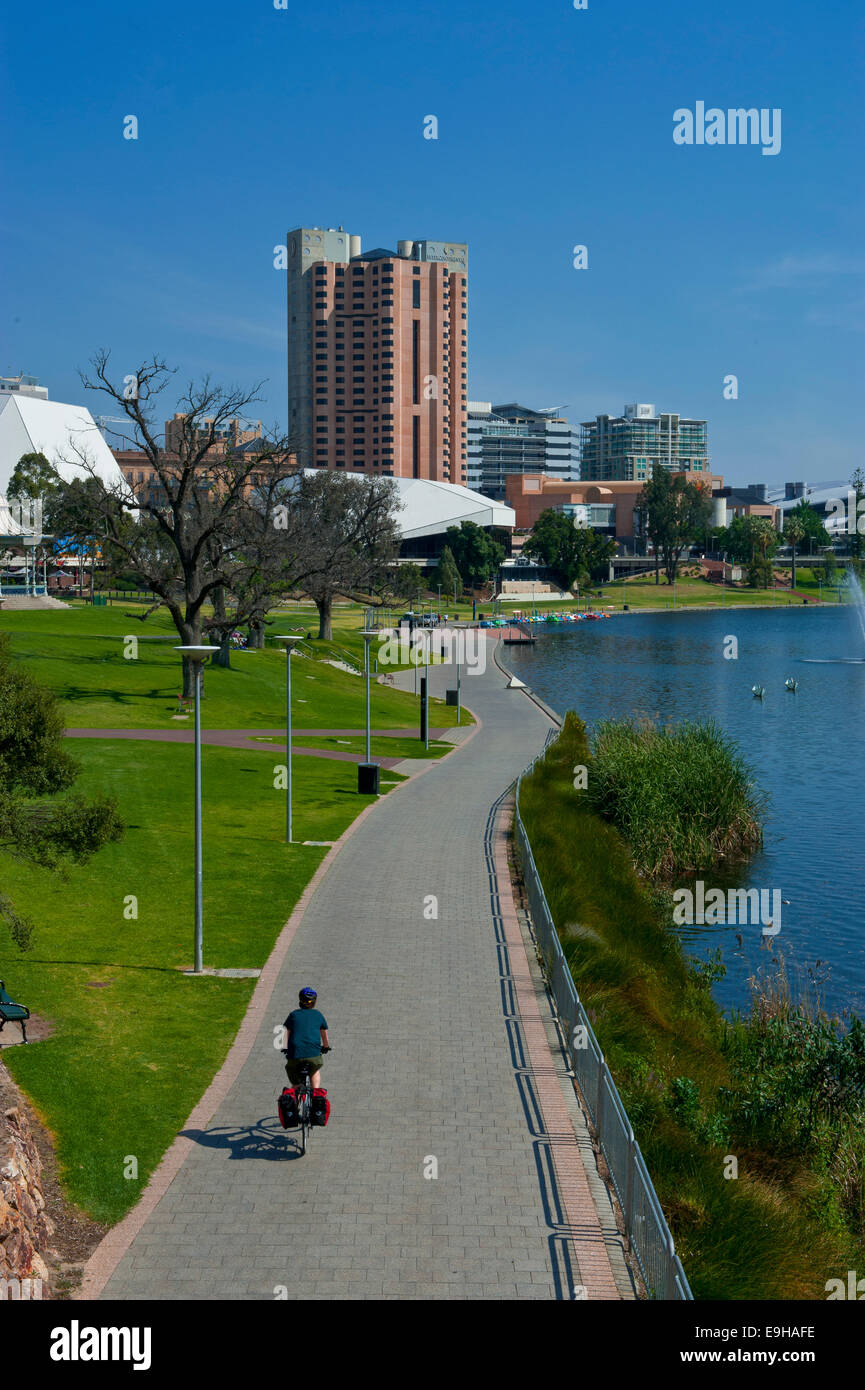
584 716 765 879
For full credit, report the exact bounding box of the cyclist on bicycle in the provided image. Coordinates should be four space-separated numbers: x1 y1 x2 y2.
281 986 330 1091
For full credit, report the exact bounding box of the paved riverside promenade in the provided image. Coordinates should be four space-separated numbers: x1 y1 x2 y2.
86 640 632 1301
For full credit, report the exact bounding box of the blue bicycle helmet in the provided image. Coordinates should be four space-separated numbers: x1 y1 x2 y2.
299 986 318 1002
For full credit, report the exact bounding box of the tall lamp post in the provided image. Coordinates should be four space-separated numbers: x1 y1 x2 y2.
423 629 430 750
273 635 304 842
358 629 379 793
405 609 418 695
174 645 215 974
453 636 461 728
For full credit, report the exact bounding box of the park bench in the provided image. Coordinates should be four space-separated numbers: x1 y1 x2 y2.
0 981 29 1043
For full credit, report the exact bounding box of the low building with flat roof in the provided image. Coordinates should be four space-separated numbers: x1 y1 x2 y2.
506 469 723 547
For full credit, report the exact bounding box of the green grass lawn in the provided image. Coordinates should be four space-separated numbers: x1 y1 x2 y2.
494 572 851 614
602 573 846 611
251 733 451 760
0 600 476 1227
2 737 402 1223
0 603 469 731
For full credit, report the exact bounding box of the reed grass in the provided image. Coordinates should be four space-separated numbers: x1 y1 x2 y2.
585 716 765 879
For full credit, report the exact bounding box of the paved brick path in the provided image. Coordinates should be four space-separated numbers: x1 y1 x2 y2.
85 644 632 1301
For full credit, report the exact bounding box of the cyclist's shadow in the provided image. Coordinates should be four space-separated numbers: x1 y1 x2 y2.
180 1116 305 1161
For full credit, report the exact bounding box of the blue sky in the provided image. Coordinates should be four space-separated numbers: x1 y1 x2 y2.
2 0 863 485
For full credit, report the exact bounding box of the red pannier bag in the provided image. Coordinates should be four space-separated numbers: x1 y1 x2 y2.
278 1087 298 1128
310 1088 330 1127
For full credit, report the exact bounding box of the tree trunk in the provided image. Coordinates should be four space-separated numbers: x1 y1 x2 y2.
654 549 660 584
791 545 797 590
248 620 265 649
210 585 231 668
211 632 232 668
316 593 333 641
180 620 203 698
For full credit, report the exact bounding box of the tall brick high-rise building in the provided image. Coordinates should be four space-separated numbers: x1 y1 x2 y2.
286 227 468 482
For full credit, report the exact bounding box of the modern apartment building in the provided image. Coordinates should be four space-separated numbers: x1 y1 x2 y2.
286 226 468 481
580 403 709 482
466 402 578 500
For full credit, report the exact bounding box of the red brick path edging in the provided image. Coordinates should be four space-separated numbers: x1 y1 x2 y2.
492 795 624 1300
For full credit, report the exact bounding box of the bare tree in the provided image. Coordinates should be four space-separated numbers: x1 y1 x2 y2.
297 472 402 640
59 352 315 693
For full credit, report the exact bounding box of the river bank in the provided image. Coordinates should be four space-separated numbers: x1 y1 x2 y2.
518 713 865 1300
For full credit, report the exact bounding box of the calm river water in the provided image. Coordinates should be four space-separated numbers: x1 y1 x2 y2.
505 605 865 1018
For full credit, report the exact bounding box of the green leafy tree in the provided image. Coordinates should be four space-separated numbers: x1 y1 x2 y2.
433 545 461 602
523 509 616 593
747 554 773 589
783 514 806 591
789 499 830 551
388 562 425 604
823 547 837 584
744 518 779 588
444 520 504 591
6 452 60 502
717 514 780 572
715 515 753 566
748 516 780 560
637 471 713 585
0 634 124 949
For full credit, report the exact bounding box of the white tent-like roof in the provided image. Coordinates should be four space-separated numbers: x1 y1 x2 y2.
385 475 515 539
302 469 514 539
0 395 127 496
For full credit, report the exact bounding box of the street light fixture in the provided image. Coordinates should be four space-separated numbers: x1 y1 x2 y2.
273 635 304 843
174 644 216 974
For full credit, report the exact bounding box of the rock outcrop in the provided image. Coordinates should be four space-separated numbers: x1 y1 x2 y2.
0 1105 53 1289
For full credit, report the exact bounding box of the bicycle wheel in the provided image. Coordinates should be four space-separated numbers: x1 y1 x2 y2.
299 1087 309 1155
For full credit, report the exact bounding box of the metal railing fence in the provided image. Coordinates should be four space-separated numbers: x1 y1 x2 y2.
514 745 693 1301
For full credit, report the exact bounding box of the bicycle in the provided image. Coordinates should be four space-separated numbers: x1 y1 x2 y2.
280 1048 331 1156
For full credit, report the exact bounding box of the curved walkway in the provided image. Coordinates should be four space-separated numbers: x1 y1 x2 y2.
81 642 632 1301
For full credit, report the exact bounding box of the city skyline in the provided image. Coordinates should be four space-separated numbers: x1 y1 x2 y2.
3 0 863 487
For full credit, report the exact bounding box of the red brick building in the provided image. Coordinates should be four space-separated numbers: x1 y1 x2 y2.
286 228 467 482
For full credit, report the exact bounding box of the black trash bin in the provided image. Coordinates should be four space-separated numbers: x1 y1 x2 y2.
445 689 459 706
357 762 380 795
623 604 629 612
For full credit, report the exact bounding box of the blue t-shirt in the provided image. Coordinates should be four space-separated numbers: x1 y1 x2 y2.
283 1007 328 1059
